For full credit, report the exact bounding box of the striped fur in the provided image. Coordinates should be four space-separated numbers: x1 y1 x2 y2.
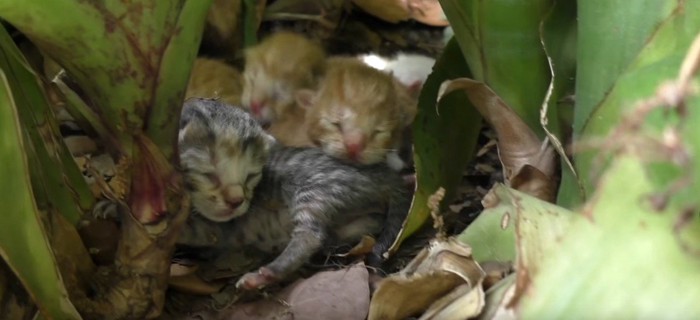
179 98 275 222
177 99 411 286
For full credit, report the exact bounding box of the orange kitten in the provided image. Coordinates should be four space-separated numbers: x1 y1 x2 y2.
297 57 417 170
241 31 326 125
186 57 243 106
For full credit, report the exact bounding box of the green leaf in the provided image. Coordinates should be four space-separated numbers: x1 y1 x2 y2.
576 0 700 193
520 156 700 318
439 0 558 138
457 190 516 263
574 0 676 134
0 71 81 319
540 0 582 207
387 39 482 253
243 0 260 47
458 185 575 265
0 23 92 224
0 0 213 159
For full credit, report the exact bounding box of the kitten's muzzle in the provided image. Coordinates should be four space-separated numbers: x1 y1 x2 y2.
225 197 244 210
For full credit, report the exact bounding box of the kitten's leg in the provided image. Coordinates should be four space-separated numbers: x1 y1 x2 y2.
367 187 412 271
236 216 326 290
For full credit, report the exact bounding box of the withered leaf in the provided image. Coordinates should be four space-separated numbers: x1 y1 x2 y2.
438 78 557 202
369 238 485 320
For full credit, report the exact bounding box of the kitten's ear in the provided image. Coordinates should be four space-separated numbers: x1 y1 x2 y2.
295 89 316 110
178 115 210 145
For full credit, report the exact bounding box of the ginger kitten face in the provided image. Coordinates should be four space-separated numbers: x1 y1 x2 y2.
300 58 414 166
179 98 275 222
241 31 326 125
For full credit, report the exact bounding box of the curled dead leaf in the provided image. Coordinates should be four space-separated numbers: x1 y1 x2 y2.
336 235 377 257
438 78 557 202
369 238 485 320
352 0 410 23
168 271 226 296
406 0 450 27
509 165 557 203
419 281 485 320
479 274 517 320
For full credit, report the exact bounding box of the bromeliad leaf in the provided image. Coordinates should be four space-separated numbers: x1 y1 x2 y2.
385 39 483 255
0 70 82 320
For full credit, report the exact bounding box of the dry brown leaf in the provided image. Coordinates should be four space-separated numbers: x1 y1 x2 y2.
219 263 370 320
168 272 226 296
352 0 410 23
509 165 557 203
170 262 198 277
419 281 485 320
428 187 446 237
407 0 450 26
336 235 377 257
437 78 557 202
477 274 517 320
368 238 485 320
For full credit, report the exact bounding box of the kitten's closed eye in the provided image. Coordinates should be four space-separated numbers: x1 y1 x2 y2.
203 172 221 187
245 172 262 184
372 128 387 136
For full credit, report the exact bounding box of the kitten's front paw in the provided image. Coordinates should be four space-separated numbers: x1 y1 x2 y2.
235 267 279 290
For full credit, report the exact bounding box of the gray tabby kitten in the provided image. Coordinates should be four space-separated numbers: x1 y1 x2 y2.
177 98 411 290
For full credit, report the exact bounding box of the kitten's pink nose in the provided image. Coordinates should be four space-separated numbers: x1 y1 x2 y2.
250 101 265 117
344 140 365 160
225 197 244 210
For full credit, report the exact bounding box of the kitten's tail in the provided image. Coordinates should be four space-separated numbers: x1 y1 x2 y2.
368 184 413 273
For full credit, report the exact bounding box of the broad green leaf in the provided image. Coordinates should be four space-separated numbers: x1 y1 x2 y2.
0 71 81 319
576 1 700 194
0 23 92 224
457 191 516 263
574 0 676 134
387 39 482 253
520 156 700 318
0 0 213 159
439 0 558 138
458 185 574 265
